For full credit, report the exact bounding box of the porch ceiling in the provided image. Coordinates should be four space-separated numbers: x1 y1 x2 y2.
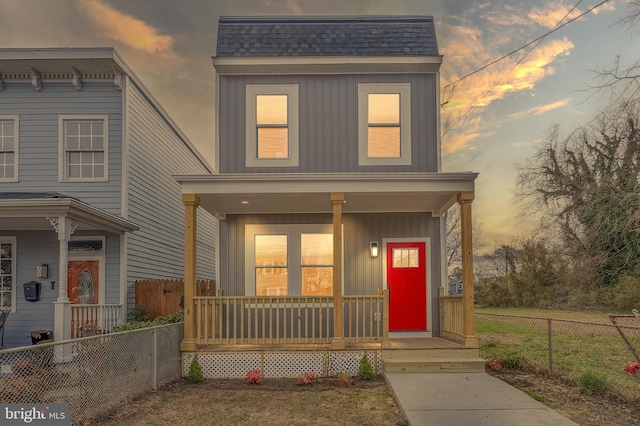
175 172 478 218
0 194 139 233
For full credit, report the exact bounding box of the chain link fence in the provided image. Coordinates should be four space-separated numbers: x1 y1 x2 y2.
0 323 183 425
476 313 640 401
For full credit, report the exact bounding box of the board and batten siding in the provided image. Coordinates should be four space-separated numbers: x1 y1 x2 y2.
125 82 216 311
219 212 442 332
218 74 438 174
0 231 120 348
0 82 122 214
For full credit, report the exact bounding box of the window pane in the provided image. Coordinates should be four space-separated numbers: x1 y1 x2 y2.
1 244 12 259
2 136 14 151
82 152 93 163
93 165 104 178
1 260 11 274
368 127 400 157
2 122 14 137
301 234 333 265
67 122 79 136
69 152 81 163
257 128 288 158
93 137 103 150
69 165 81 178
92 122 103 135
368 94 400 124
5 153 13 164
79 122 92 135
255 235 287 266
5 166 13 178
302 267 333 296
67 136 79 150
257 95 288 125
82 165 93 177
94 152 104 163
80 137 92 150
2 276 12 290
393 248 419 268
256 268 288 296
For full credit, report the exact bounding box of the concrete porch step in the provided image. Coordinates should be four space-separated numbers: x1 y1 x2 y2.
382 357 486 373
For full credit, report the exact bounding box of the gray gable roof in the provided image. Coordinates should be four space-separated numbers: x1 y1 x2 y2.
216 16 438 57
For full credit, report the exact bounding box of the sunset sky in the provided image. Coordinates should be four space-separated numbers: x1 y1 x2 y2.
0 0 636 248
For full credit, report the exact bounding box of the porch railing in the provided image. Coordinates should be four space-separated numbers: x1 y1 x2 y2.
194 294 387 345
440 295 464 340
71 304 122 338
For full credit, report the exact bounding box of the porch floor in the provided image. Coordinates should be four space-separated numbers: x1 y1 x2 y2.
195 337 465 352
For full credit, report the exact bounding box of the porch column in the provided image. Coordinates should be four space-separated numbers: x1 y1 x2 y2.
49 216 76 361
180 194 199 352
458 191 478 348
331 192 345 350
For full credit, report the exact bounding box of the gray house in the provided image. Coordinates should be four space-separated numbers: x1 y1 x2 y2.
0 48 216 348
175 16 480 378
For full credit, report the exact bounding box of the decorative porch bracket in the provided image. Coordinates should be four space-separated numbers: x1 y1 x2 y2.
180 194 200 352
331 192 345 350
458 192 478 348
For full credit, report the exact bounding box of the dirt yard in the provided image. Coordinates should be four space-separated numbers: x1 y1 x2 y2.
488 368 640 426
92 376 407 426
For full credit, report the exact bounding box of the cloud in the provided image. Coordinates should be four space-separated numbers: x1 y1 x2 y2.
76 0 176 57
506 98 572 121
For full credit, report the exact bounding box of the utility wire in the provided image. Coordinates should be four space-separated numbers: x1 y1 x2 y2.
441 0 611 111
443 0 589 136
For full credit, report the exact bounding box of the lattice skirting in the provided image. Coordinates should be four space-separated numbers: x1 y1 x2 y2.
183 350 382 378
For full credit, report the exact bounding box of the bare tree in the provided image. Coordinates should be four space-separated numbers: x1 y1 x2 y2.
517 99 640 286
446 207 483 272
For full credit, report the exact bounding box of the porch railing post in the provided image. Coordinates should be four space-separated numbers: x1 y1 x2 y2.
382 289 390 348
180 194 199 352
331 192 345 350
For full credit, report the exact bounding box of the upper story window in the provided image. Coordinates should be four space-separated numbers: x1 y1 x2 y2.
358 84 411 166
246 85 299 168
59 115 108 182
0 116 18 182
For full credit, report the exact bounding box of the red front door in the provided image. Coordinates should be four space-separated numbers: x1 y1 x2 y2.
387 242 426 331
67 260 99 304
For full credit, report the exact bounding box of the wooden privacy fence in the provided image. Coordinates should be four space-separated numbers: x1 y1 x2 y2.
135 279 215 320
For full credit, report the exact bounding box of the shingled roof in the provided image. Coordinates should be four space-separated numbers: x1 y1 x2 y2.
216 16 438 57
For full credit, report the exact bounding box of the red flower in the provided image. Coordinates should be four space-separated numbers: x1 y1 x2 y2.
487 361 502 371
624 360 640 376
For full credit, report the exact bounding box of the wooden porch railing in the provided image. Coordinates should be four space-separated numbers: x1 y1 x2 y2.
440 295 464 341
71 304 122 338
194 294 388 345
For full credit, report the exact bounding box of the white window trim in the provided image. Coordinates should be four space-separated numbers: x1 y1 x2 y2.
245 85 299 168
0 115 19 183
358 83 411 166
58 115 109 182
245 224 341 296
0 237 17 313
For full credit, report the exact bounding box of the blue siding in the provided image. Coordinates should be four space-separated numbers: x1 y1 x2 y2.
0 82 123 214
218 74 438 173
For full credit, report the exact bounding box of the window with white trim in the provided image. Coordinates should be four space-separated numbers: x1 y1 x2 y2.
59 116 108 181
0 237 16 312
246 85 299 167
246 224 335 296
0 116 18 182
358 83 411 166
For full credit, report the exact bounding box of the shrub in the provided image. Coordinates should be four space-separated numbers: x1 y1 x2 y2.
187 354 204 383
498 354 524 370
578 370 611 395
130 304 150 322
297 372 316 385
244 368 262 385
338 371 351 388
357 352 375 380
112 310 184 332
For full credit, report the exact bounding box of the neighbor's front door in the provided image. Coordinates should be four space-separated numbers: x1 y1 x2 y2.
386 242 426 331
67 260 99 304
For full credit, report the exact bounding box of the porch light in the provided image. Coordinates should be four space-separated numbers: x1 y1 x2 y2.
36 264 48 278
370 242 379 258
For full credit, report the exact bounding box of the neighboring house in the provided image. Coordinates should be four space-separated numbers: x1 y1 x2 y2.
0 48 216 348
175 16 480 376
449 279 463 295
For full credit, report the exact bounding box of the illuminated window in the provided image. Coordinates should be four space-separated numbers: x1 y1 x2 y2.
301 234 333 296
0 117 18 182
0 237 16 312
255 235 288 296
59 116 108 181
392 248 419 268
358 84 411 166
246 85 298 167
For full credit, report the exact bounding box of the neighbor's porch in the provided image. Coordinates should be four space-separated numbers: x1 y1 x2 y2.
177 173 479 353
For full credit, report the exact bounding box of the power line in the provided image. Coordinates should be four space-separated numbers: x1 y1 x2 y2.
443 0 592 137
441 0 611 113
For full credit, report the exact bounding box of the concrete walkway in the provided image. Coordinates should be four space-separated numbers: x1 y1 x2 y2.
385 372 579 426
